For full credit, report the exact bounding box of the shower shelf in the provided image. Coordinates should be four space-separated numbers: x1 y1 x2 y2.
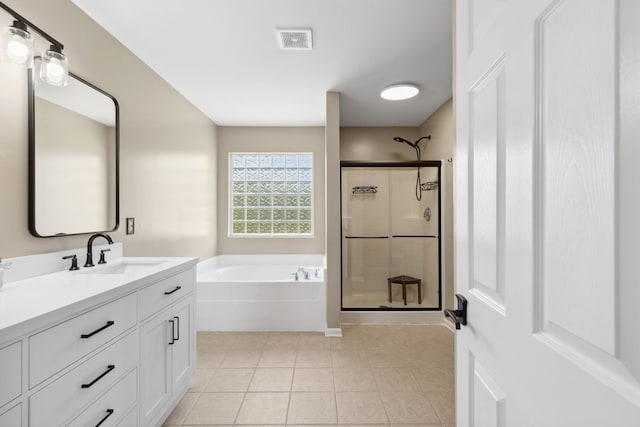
420 181 439 191
352 185 378 194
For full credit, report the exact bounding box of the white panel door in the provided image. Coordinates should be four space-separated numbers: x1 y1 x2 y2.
455 0 640 425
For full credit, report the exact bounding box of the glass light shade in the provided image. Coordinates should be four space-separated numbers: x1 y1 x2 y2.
40 46 68 86
380 84 420 101
2 22 33 66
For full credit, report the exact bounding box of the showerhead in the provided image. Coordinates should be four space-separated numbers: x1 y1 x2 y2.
393 135 431 148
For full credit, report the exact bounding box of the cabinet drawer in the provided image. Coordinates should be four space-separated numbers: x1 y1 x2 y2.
0 342 21 408
29 293 137 387
0 404 21 427
139 269 193 320
30 331 137 427
68 369 137 427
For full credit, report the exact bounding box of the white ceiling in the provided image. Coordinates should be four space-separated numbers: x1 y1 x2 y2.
71 0 452 127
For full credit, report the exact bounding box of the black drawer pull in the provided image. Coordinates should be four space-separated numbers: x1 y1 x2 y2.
168 319 175 345
81 365 115 389
95 409 114 427
81 321 115 339
174 316 180 341
164 285 182 295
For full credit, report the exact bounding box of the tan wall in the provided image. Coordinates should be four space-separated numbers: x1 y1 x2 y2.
216 127 325 255
325 92 341 329
419 98 455 310
0 0 218 260
340 127 421 161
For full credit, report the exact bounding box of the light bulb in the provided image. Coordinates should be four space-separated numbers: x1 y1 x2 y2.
7 37 29 63
46 60 65 83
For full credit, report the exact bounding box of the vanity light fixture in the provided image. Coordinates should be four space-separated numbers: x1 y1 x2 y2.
2 20 33 65
0 1 69 86
380 83 420 101
40 44 68 86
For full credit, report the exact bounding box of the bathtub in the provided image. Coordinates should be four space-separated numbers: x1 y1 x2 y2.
196 254 326 332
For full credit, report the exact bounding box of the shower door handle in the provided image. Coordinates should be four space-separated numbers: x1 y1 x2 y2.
445 294 468 330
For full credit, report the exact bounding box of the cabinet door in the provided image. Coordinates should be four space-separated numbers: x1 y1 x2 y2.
139 311 171 427
171 298 194 394
0 404 21 427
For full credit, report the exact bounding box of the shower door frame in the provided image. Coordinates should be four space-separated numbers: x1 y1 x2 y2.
340 160 442 311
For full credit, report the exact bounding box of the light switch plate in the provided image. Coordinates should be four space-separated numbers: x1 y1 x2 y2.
126 217 135 235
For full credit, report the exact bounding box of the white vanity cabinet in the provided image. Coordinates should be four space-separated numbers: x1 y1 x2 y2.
0 342 22 409
0 404 22 427
0 255 197 427
139 271 195 427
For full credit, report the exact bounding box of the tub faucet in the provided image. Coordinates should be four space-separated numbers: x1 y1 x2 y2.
85 233 113 267
292 271 299 281
298 267 309 280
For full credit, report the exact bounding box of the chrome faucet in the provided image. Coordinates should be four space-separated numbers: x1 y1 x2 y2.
84 233 113 267
297 267 310 280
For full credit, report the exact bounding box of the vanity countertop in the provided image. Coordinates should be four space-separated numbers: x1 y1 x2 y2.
0 256 197 343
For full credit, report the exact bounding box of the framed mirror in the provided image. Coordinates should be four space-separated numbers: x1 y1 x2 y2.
28 64 119 237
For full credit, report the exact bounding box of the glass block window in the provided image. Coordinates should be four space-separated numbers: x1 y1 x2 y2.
230 153 313 236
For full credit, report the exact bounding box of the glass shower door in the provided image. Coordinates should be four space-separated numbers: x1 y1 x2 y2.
341 163 441 310
341 168 390 308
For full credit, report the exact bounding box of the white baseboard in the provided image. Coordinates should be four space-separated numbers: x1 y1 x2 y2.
324 327 343 337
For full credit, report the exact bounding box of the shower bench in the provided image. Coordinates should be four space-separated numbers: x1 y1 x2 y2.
387 275 422 305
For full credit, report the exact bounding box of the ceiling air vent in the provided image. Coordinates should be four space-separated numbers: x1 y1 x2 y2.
276 28 313 50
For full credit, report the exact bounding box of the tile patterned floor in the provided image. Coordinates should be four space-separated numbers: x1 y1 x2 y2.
164 324 455 427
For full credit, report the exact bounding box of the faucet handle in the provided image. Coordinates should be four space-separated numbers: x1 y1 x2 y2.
98 249 111 265
62 254 80 271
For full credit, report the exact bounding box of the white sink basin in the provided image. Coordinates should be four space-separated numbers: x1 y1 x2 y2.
79 259 166 275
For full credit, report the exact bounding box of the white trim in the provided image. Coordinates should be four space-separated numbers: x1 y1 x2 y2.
324 327 343 337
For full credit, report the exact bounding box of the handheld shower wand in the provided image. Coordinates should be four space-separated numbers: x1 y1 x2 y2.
393 135 431 201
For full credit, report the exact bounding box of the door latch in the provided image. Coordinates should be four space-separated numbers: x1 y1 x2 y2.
445 294 468 330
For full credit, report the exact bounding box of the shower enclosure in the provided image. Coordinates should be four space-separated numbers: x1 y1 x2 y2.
341 161 441 310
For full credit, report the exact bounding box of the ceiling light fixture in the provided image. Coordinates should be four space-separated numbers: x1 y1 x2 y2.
380 83 420 101
1 1 69 86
